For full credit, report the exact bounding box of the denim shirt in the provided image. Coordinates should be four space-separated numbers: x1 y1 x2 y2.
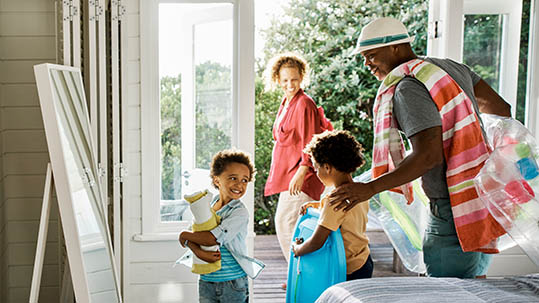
177 195 265 279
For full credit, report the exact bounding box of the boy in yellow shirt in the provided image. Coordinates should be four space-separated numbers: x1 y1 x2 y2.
292 130 373 280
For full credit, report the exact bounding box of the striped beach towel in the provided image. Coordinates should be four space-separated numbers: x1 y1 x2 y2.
372 58 505 253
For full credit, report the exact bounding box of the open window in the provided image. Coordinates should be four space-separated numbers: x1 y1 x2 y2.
140 0 255 235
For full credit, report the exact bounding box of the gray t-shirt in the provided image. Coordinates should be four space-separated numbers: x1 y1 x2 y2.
393 57 482 199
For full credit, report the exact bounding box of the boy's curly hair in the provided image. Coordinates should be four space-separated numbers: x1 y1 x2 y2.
264 52 310 90
210 149 256 189
303 130 365 173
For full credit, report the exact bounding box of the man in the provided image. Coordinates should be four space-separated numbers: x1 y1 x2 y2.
329 17 511 278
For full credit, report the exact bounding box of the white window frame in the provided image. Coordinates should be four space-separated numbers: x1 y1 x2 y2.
526 0 539 138
138 0 255 237
427 0 522 117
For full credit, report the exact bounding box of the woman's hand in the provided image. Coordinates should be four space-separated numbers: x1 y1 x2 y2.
289 166 309 195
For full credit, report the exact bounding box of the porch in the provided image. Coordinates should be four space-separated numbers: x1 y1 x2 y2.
253 231 416 302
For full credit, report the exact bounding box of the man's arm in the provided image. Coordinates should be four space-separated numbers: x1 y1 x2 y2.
292 224 332 257
473 79 512 117
328 126 444 210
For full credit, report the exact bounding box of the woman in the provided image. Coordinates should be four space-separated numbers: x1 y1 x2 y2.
264 53 332 268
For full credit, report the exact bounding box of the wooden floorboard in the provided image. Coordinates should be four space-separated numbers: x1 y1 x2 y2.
253 232 416 302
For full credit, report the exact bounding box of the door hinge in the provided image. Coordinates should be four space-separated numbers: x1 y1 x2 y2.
114 162 128 183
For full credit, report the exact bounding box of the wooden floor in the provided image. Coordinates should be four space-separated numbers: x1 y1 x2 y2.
253 231 416 302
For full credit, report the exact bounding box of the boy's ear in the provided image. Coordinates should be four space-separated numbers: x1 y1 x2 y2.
322 163 332 173
212 176 220 188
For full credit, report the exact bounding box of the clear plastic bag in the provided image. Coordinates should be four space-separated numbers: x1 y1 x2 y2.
474 114 539 266
355 171 428 273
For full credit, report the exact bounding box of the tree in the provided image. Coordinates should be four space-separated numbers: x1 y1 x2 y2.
254 78 282 234
254 0 428 234
161 75 182 200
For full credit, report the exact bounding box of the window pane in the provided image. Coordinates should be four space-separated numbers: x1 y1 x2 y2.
463 14 503 91
159 3 233 222
194 20 233 169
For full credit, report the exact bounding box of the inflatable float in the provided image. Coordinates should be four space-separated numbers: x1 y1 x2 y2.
286 207 346 303
475 114 539 266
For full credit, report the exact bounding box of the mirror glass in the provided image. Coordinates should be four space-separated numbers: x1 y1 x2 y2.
38 65 121 302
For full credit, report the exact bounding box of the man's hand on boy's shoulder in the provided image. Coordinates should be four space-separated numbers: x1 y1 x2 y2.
328 182 374 212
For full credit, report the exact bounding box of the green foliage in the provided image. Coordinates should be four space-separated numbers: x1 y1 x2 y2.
463 15 503 91
516 0 531 123
254 79 283 234
253 0 428 234
160 61 233 200
161 75 182 200
195 61 232 169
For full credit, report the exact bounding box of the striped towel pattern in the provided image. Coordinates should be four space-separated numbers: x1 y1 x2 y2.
372 59 505 252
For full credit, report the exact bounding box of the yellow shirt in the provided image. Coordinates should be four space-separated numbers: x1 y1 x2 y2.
318 196 370 274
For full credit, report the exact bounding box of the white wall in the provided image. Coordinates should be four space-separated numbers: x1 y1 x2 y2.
0 0 59 302
122 1 200 302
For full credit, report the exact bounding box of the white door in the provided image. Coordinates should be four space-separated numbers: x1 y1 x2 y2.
427 0 522 117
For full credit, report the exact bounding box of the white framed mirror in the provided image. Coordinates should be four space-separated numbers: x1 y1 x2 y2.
34 63 122 303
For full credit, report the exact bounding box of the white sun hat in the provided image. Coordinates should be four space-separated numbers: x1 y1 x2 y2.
351 17 415 56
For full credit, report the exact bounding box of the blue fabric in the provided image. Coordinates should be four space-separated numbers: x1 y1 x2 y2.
179 195 265 279
200 246 246 282
423 198 493 278
346 255 374 281
199 276 249 303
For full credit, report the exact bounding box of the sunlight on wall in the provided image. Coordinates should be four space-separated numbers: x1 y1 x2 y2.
158 282 191 302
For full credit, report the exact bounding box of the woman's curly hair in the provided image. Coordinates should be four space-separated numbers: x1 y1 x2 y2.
210 149 256 189
264 52 310 90
303 130 365 173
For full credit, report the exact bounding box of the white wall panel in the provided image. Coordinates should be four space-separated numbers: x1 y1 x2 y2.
128 283 198 303
126 130 141 152
128 106 141 129
129 262 196 284
0 37 56 60
6 221 58 244
127 195 142 219
3 153 49 176
2 130 48 153
8 243 58 266
3 176 46 199
1 108 44 130
0 6 58 299
127 60 141 84
0 84 40 107
8 286 58 303
0 61 54 84
127 84 141 106
129 241 188 263
8 265 58 288
127 14 140 37
127 37 140 61
0 12 54 36
0 0 54 12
